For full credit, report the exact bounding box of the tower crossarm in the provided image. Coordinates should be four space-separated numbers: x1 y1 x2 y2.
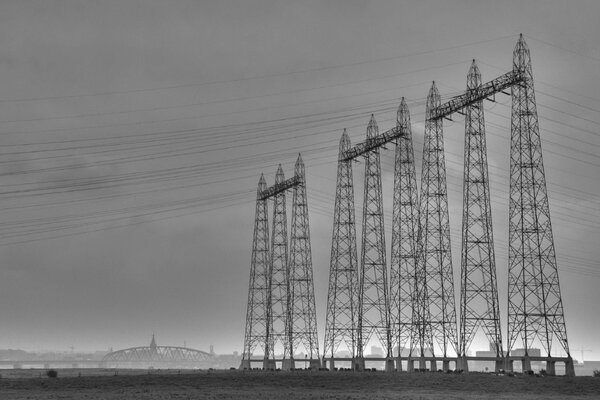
429 70 524 121
342 126 403 161
259 175 301 200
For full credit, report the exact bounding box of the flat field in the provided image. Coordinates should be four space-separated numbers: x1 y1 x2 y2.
1 369 599 399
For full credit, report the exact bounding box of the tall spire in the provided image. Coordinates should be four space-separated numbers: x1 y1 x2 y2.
507 34 571 372
286 153 320 368
357 115 391 369
459 60 503 371
241 173 271 369
389 98 420 370
414 81 458 369
324 129 359 368
267 164 289 367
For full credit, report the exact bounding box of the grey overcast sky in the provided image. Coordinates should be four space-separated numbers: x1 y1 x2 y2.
0 0 598 359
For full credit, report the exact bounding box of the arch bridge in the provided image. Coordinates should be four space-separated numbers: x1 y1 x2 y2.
101 336 214 369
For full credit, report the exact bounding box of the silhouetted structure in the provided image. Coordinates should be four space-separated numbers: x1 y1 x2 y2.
458 61 503 372
241 155 320 370
101 335 213 369
244 34 574 376
323 130 359 370
389 98 420 371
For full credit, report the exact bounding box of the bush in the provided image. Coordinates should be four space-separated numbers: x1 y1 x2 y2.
593 369 600 377
46 369 58 378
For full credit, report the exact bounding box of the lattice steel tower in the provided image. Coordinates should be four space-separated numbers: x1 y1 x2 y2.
285 154 321 368
356 115 392 370
389 98 420 370
414 82 458 370
266 164 289 369
323 129 359 369
507 34 572 373
459 61 503 371
241 174 271 369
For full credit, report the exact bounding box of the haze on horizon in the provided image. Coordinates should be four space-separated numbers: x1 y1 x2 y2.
0 0 598 362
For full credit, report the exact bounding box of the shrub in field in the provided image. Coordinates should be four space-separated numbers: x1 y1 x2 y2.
46 369 58 378
593 369 600 377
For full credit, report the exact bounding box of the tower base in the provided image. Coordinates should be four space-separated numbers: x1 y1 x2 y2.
239 359 251 370
309 358 322 370
354 357 365 371
565 357 575 377
385 358 395 372
282 358 294 371
263 359 276 370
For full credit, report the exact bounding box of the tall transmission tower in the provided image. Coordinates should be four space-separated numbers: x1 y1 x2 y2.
389 98 420 371
414 82 458 371
507 34 572 374
356 115 392 371
458 61 503 372
241 174 271 369
286 154 321 369
323 129 359 369
266 164 289 369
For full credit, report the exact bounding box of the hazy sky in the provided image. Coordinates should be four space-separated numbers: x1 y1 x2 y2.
0 0 598 361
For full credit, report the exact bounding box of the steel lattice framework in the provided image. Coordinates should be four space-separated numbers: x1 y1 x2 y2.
356 115 392 369
459 61 503 370
413 82 459 368
243 34 574 375
102 337 213 368
389 98 420 370
241 174 271 369
266 164 289 368
285 155 320 368
102 346 213 366
242 158 319 370
323 130 359 368
507 35 571 368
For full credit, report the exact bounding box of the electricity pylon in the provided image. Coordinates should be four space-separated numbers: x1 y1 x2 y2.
389 98 420 371
286 154 321 369
459 60 503 372
240 174 271 369
507 34 572 375
266 164 289 369
323 129 359 369
414 82 458 371
356 115 392 371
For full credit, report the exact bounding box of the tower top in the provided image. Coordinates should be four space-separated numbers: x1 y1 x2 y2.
275 164 285 184
339 128 351 156
366 114 378 139
397 97 411 128
150 334 157 349
467 59 482 89
257 173 267 195
426 81 441 111
295 153 305 178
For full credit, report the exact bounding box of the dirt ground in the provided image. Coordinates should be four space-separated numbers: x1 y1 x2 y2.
1 369 599 399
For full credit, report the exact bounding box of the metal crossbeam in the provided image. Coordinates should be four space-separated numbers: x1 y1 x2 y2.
341 125 403 161
428 70 523 121
259 175 300 200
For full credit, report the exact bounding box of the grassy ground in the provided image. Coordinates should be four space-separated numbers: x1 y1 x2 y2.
1 369 599 399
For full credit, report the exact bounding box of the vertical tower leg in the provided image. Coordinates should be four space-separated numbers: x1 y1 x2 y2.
287 154 321 369
390 98 420 372
357 115 392 370
416 82 458 361
269 165 290 370
242 175 271 370
459 61 503 372
507 34 572 372
323 130 359 369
